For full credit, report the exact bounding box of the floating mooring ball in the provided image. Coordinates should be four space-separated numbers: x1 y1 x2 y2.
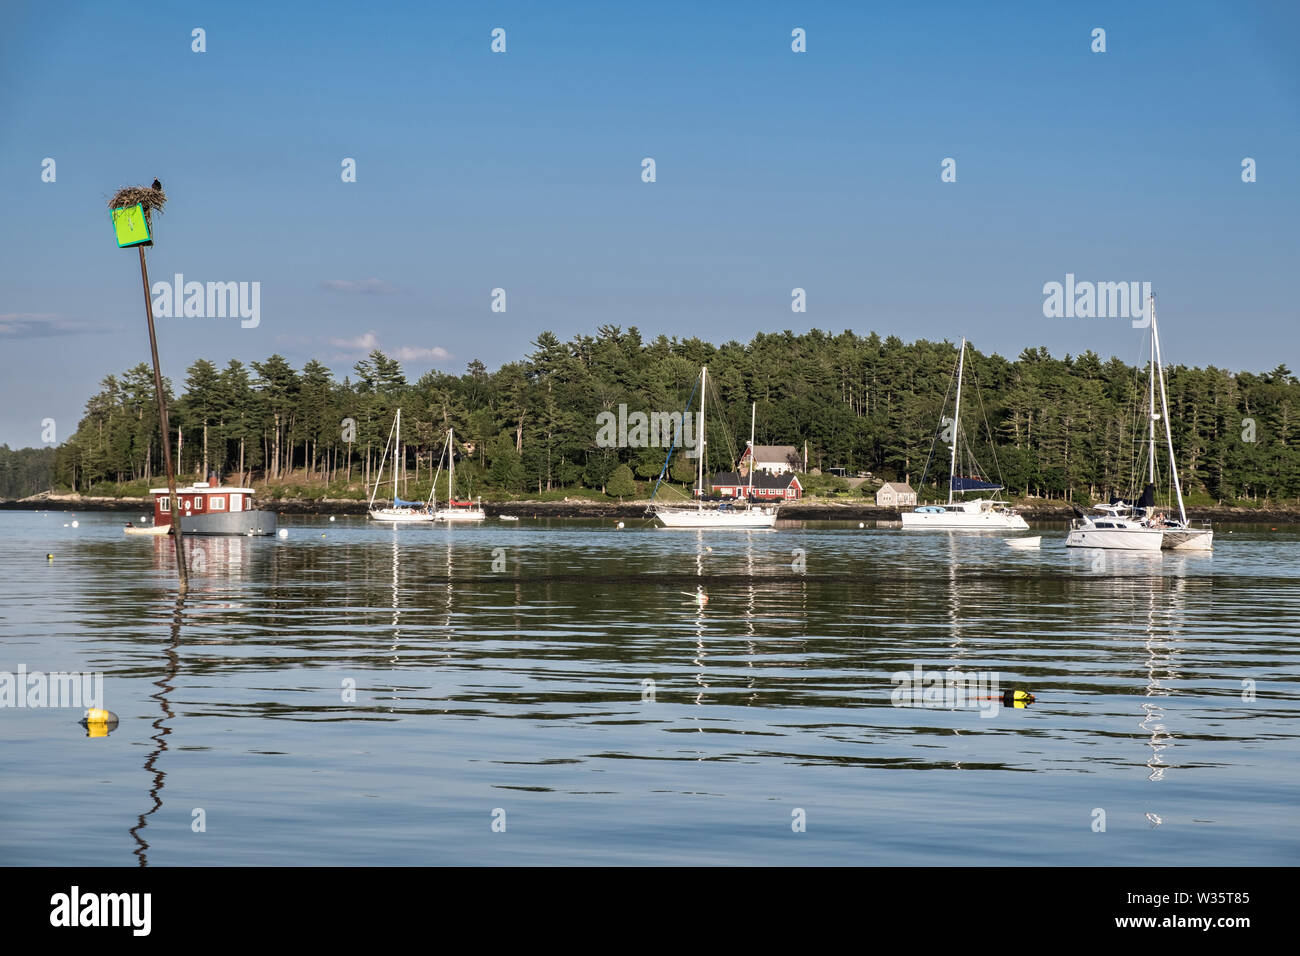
329 515 336 522
80 708 119 737
859 522 865 528
616 521 625 529
278 529 289 538
71 520 79 528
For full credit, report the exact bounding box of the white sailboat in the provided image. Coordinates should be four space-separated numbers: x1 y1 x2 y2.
647 367 779 529
901 339 1029 530
433 427 486 522
1064 502 1164 551
368 408 435 522
1067 296 1212 551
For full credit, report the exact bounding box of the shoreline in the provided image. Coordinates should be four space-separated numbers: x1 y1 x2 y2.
4 492 1298 523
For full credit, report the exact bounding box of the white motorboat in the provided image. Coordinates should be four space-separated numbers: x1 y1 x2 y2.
901 338 1028 531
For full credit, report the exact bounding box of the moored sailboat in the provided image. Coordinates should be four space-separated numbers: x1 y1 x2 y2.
433 427 485 522
368 408 435 522
647 367 779 529
1066 296 1213 551
901 339 1028 531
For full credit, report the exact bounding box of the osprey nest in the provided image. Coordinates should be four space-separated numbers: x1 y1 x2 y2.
108 183 167 230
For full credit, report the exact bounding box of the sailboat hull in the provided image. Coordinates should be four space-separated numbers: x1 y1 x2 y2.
1161 528 1213 550
652 506 778 529
369 509 435 523
1065 526 1164 550
900 511 1028 530
435 509 486 522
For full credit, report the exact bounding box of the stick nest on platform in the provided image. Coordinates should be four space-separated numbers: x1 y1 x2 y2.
108 184 167 231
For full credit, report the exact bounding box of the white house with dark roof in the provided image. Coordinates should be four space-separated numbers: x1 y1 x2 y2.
740 445 802 476
875 481 917 507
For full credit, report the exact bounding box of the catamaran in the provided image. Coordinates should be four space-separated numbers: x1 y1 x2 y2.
901 339 1029 530
433 427 485 522
1067 296 1212 551
368 408 435 522
647 367 780 529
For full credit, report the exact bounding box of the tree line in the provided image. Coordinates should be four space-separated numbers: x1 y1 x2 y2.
46 326 1299 503
0 446 56 499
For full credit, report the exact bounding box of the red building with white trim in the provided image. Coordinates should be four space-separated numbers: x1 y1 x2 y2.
710 471 802 501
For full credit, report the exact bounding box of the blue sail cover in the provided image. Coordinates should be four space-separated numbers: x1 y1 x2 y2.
950 477 1002 492
393 496 423 507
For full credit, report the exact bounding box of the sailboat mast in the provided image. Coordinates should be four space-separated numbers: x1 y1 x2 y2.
1148 311 1157 491
394 407 401 506
697 367 707 507
1150 298 1188 525
748 401 756 499
368 410 397 511
449 427 455 506
949 339 966 506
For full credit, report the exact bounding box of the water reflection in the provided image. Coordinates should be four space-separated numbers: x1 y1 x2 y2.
6 513 1297 866
128 593 183 866
1141 573 1187 784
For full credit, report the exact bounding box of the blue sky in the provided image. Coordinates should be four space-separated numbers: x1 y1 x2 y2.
1 0 1297 447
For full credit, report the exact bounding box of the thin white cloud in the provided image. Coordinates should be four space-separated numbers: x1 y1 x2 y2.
327 330 450 364
0 314 118 337
322 278 397 294
328 330 381 351
392 345 451 361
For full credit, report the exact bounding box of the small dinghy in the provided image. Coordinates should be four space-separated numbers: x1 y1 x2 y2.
499 515 519 521
124 524 169 536
1005 536 1042 549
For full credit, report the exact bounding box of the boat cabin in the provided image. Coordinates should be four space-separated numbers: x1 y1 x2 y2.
150 482 257 527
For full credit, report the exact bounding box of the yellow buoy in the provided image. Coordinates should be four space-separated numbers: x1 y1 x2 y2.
1001 689 1035 709
80 708 119 737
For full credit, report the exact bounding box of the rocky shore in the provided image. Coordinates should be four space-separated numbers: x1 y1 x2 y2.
4 490 1297 523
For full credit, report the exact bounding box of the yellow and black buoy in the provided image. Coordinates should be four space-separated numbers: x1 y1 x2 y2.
46 553 54 561
80 708 119 737
1001 689 1035 709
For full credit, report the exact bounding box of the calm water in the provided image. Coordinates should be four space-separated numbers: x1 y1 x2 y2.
2 511 1297 865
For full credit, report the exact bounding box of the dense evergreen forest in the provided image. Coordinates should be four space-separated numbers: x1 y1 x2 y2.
44 327 1299 504
0 446 56 499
